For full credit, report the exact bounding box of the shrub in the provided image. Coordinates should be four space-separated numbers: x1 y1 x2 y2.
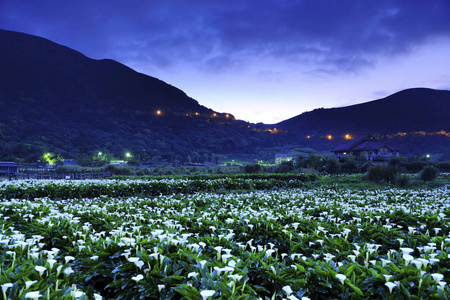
324 158 341 174
276 161 294 173
396 174 410 187
419 166 438 181
368 164 398 183
243 164 262 173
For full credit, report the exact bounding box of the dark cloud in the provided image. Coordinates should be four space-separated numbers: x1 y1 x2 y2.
1 0 450 74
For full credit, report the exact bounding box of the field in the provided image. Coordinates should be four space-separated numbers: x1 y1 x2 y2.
1 176 449 299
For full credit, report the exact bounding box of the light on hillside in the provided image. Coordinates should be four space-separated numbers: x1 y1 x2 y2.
327 135 332 140
345 134 352 139
156 110 162 115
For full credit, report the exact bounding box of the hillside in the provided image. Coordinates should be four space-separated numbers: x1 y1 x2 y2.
0 29 449 163
277 88 450 133
0 29 287 163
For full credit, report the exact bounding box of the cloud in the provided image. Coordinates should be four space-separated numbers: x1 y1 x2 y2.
1 0 450 75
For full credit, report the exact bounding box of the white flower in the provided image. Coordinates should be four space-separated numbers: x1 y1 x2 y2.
135 260 144 269
385 282 397 293
335 274 346 285
93 294 103 300
1 283 13 292
25 280 37 289
47 259 57 269
71 291 85 298
65 256 75 263
228 274 243 281
90 255 99 261
399 247 414 254
132 274 144 282
24 291 42 299
35 265 46 276
431 273 444 282
200 290 215 300
64 266 74 275
128 257 139 262
187 272 199 279
282 285 293 295
158 285 165 292
403 254 414 265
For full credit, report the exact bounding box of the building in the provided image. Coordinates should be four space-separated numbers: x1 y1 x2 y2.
62 159 79 167
0 162 21 174
275 154 299 164
332 135 399 161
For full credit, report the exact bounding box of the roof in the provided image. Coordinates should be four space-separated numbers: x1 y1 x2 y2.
331 134 372 152
0 162 21 167
332 135 399 153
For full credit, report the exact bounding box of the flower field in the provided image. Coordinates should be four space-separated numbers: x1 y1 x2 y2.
1 178 450 299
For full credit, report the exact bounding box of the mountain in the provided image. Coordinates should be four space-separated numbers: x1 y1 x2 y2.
0 29 448 164
277 88 450 134
0 29 287 163
276 88 450 158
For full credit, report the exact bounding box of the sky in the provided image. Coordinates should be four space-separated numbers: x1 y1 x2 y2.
1 1 450 124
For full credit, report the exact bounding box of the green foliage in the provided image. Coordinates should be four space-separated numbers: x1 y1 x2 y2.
243 164 262 174
368 164 399 183
395 174 411 187
1 180 450 299
276 161 295 173
419 166 439 182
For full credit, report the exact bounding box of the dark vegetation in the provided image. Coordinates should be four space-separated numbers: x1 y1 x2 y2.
0 29 449 164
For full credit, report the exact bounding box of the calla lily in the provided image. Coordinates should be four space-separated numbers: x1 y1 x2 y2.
431 273 444 282
282 285 293 295
200 290 215 300
336 274 346 285
24 291 42 299
132 274 144 282
385 282 397 293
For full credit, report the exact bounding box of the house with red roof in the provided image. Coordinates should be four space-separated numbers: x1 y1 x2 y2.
332 135 399 161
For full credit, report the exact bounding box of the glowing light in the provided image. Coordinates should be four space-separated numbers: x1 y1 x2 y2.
156 110 162 115
125 152 131 158
345 134 352 139
426 154 430 158
226 114 229 118
195 112 199 116
213 113 217 117
327 135 332 140
98 152 102 156
306 135 311 139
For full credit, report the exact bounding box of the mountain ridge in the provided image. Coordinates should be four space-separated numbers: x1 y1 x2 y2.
0 29 449 162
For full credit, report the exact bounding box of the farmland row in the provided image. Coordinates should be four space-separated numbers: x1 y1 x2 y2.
1 185 450 299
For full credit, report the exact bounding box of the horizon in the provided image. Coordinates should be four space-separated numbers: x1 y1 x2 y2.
1 1 450 123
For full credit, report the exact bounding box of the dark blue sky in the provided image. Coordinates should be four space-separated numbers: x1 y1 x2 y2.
1 1 450 123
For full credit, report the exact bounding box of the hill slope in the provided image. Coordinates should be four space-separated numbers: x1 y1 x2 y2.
0 29 286 163
276 88 450 158
277 88 450 134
